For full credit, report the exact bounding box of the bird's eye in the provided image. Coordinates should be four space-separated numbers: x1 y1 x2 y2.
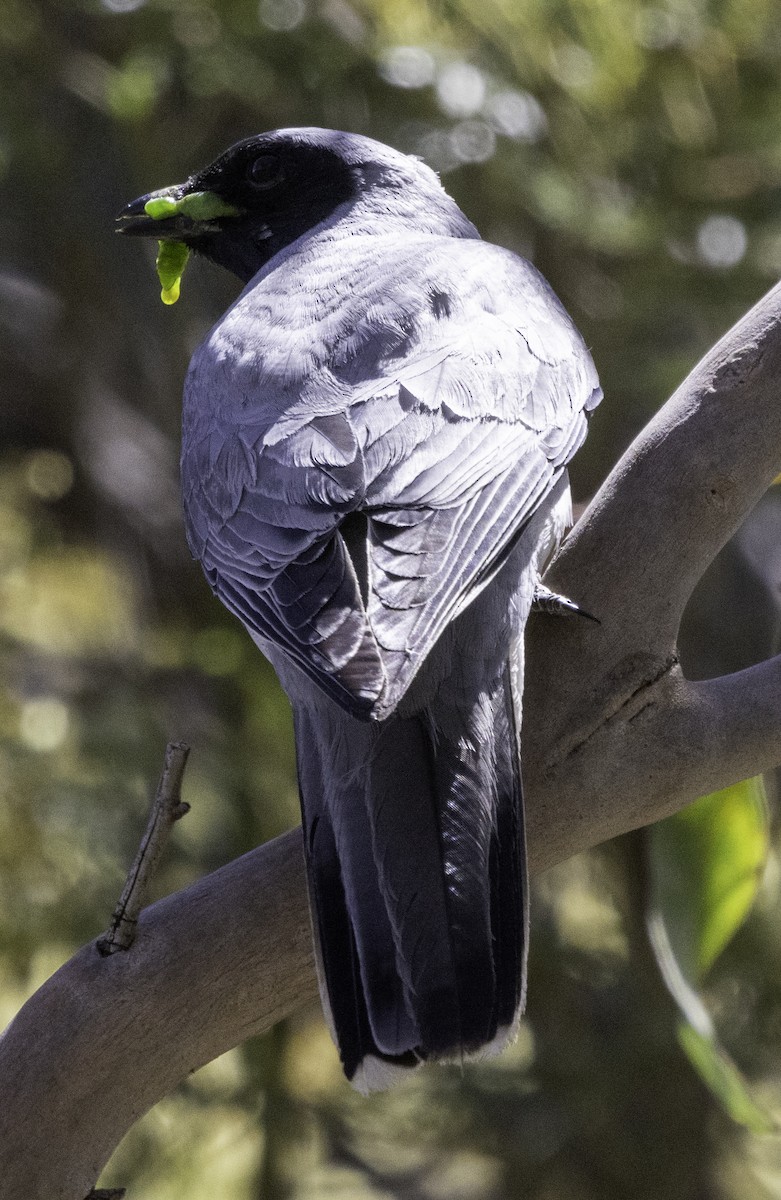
246 154 284 190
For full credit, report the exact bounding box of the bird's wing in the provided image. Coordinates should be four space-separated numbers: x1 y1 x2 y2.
182 238 601 718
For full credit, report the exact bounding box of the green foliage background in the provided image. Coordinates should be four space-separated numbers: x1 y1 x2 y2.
3 0 781 1195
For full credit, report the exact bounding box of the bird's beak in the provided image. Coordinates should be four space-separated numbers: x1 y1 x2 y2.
115 185 241 238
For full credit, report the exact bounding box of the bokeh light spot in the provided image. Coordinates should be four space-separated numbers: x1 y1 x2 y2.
101 0 146 11
450 120 496 165
19 699 69 753
436 62 485 118
378 46 435 89
259 0 306 32
25 450 74 502
697 215 747 268
416 127 460 174
486 89 548 142
551 42 595 89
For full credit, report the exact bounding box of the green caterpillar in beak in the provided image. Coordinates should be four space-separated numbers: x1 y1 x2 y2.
155 240 190 305
144 192 239 304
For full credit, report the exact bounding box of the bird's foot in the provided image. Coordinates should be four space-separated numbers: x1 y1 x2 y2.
532 583 600 624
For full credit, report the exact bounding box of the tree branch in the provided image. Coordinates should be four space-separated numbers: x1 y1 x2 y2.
521 279 781 868
0 832 315 1200
3 282 781 1197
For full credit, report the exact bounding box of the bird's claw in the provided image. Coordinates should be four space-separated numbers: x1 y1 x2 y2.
532 583 600 624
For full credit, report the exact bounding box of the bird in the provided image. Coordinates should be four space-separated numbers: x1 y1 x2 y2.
117 128 602 1093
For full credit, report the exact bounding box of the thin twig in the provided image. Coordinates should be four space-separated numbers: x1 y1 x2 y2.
96 742 191 956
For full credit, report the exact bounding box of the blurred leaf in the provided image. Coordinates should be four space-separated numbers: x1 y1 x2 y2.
649 777 768 981
107 51 169 123
677 1023 774 1135
0 548 139 656
648 777 771 1130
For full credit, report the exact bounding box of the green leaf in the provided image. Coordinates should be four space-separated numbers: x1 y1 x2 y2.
649 776 768 982
677 1022 774 1135
648 777 772 1131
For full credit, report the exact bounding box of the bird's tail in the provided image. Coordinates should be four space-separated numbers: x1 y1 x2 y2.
294 660 529 1093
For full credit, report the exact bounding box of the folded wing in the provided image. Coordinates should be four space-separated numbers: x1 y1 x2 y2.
181 238 601 718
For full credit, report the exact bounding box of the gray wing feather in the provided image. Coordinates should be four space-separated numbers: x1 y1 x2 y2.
182 237 601 718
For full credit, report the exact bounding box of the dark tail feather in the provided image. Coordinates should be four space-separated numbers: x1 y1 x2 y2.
491 665 529 1032
295 710 419 1087
294 664 529 1091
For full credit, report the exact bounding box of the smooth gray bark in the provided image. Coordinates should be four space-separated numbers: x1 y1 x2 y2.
3 281 781 1198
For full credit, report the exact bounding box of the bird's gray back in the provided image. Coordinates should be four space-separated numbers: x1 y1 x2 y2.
181 228 601 717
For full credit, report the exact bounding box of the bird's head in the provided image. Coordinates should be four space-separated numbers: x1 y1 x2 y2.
116 128 474 286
